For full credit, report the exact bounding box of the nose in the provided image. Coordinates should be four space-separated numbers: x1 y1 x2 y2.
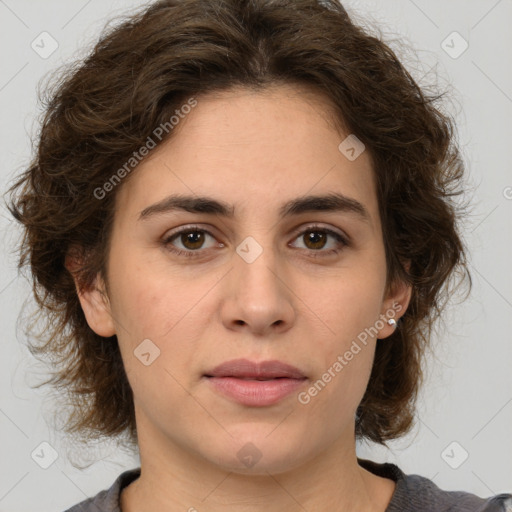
219 240 296 337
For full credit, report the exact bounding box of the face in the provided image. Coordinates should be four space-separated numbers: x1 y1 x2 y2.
79 84 409 475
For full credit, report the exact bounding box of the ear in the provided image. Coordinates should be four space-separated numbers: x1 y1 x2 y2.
377 261 412 340
65 247 116 338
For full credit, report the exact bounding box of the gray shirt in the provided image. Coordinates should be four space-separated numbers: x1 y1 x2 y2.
63 458 512 512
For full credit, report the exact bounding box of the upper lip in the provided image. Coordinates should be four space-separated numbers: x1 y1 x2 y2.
205 358 306 379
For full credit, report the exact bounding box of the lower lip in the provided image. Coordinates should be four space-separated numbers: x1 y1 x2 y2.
205 376 307 406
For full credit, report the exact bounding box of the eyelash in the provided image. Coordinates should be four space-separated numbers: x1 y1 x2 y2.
161 224 349 259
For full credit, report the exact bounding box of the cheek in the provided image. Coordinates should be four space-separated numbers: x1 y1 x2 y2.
303 268 384 409
319 266 385 345
108 258 221 379
108 251 200 336
109 278 203 410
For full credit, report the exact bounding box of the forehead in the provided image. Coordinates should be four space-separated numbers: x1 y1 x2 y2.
168 83 349 152
113 84 379 227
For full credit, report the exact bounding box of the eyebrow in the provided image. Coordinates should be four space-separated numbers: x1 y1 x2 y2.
138 192 371 224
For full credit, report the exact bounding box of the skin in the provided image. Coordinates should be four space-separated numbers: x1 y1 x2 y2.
74 84 411 511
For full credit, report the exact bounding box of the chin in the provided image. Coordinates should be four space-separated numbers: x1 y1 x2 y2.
203 429 314 476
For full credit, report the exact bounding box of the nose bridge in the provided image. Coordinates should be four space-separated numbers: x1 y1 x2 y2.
234 232 282 299
222 231 295 333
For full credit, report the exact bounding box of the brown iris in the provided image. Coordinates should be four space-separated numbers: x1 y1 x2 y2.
303 230 327 250
180 231 205 250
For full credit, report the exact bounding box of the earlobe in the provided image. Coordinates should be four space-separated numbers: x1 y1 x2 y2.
378 274 413 340
65 247 116 338
76 278 116 338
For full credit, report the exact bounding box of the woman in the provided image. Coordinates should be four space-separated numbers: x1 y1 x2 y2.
7 0 511 510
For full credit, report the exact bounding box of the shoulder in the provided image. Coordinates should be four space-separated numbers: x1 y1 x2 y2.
358 458 512 512
61 462 512 512
392 472 512 512
62 467 141 512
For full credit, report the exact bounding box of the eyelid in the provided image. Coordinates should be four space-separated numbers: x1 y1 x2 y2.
162 224 220 244
161 222 350 257
289 222 349 243
163 223 348 243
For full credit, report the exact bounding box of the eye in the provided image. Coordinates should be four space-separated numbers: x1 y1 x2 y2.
162 226 221 258
161 224 349 259
290 225 348 256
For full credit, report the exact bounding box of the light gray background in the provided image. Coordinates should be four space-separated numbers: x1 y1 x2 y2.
0 0 511 510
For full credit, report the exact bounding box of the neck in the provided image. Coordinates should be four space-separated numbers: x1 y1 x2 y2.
121 418 395 512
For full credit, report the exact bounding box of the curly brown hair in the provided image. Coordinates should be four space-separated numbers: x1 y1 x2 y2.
6 0 469 449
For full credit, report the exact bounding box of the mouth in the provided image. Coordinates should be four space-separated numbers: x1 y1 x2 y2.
203 359 307 407
204 358 307 380
208 376 296 380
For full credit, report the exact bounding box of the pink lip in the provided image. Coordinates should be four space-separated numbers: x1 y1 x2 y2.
205 358 306 379
204 359 307 407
